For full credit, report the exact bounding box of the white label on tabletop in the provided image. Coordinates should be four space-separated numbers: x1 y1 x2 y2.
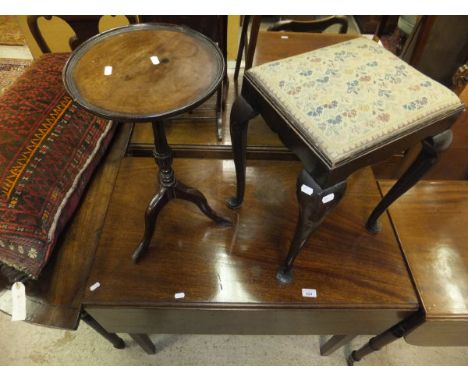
301 184 314 195
11 282 26 321
104 66 113 76
322 193 335 204
150 55 160 65
281 35 289 39
302 288 317 298
89 282 101 292
174 292 185 299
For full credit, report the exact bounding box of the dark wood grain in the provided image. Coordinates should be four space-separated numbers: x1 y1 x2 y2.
83 158 417 334
128 71 284 149
127 143 295 161
0 125 131 329
85 307 415 335
253 32 358 67
64 23 224 122
380 180 468 346
268 16 348 34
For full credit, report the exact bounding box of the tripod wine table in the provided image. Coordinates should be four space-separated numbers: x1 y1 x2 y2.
63 23 231 262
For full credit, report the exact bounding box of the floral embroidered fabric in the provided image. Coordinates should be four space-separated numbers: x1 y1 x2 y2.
248 37 464 166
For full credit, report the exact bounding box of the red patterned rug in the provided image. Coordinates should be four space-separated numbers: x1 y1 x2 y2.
0 58 32 96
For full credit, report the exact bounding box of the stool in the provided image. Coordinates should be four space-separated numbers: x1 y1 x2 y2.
228 36 464 283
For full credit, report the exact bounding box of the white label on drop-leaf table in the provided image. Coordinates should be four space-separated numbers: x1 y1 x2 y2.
302 288 317 298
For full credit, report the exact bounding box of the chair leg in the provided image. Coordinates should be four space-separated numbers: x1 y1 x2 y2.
227 96 258 209
347 312 424 365
215 82 224 142
244 16 262 71
129 334 156 354
320 335 356 356
277 170 347 283
234 15 251 81
80 311 125 349
366 137 439 233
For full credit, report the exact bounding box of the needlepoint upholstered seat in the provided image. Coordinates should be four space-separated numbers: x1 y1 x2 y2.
247 37 462 166
229 36 464 283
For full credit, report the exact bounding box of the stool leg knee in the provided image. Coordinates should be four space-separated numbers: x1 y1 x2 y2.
366 137 440 232
277 170 347 283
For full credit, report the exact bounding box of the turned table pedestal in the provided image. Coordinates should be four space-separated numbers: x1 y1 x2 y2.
63 23 231 262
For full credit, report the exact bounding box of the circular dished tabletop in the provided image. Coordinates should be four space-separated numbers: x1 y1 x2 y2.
63 23 225 122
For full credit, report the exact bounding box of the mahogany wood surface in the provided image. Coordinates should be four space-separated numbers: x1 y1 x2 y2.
380 180 468 346
128 33 359 155
252 31 358 67
0 125 132 329
64 23 224 121
128 71 283 149
267 16 349 34
83 158 417 334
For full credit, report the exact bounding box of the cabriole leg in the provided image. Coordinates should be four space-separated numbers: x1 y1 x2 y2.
227 96 258 209
367 137 441 233
277 170 347 283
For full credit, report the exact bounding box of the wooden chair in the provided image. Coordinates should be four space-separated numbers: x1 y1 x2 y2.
234 16 349 81
228 35 464 283
26 15 139 53
268 16 348 33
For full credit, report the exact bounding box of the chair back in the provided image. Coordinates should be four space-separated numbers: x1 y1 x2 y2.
268 16 348 34
26 15 139 53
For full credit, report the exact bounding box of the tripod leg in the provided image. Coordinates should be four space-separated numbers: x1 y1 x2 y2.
366 138 439 233
174 181 232 226
132 188 171 263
